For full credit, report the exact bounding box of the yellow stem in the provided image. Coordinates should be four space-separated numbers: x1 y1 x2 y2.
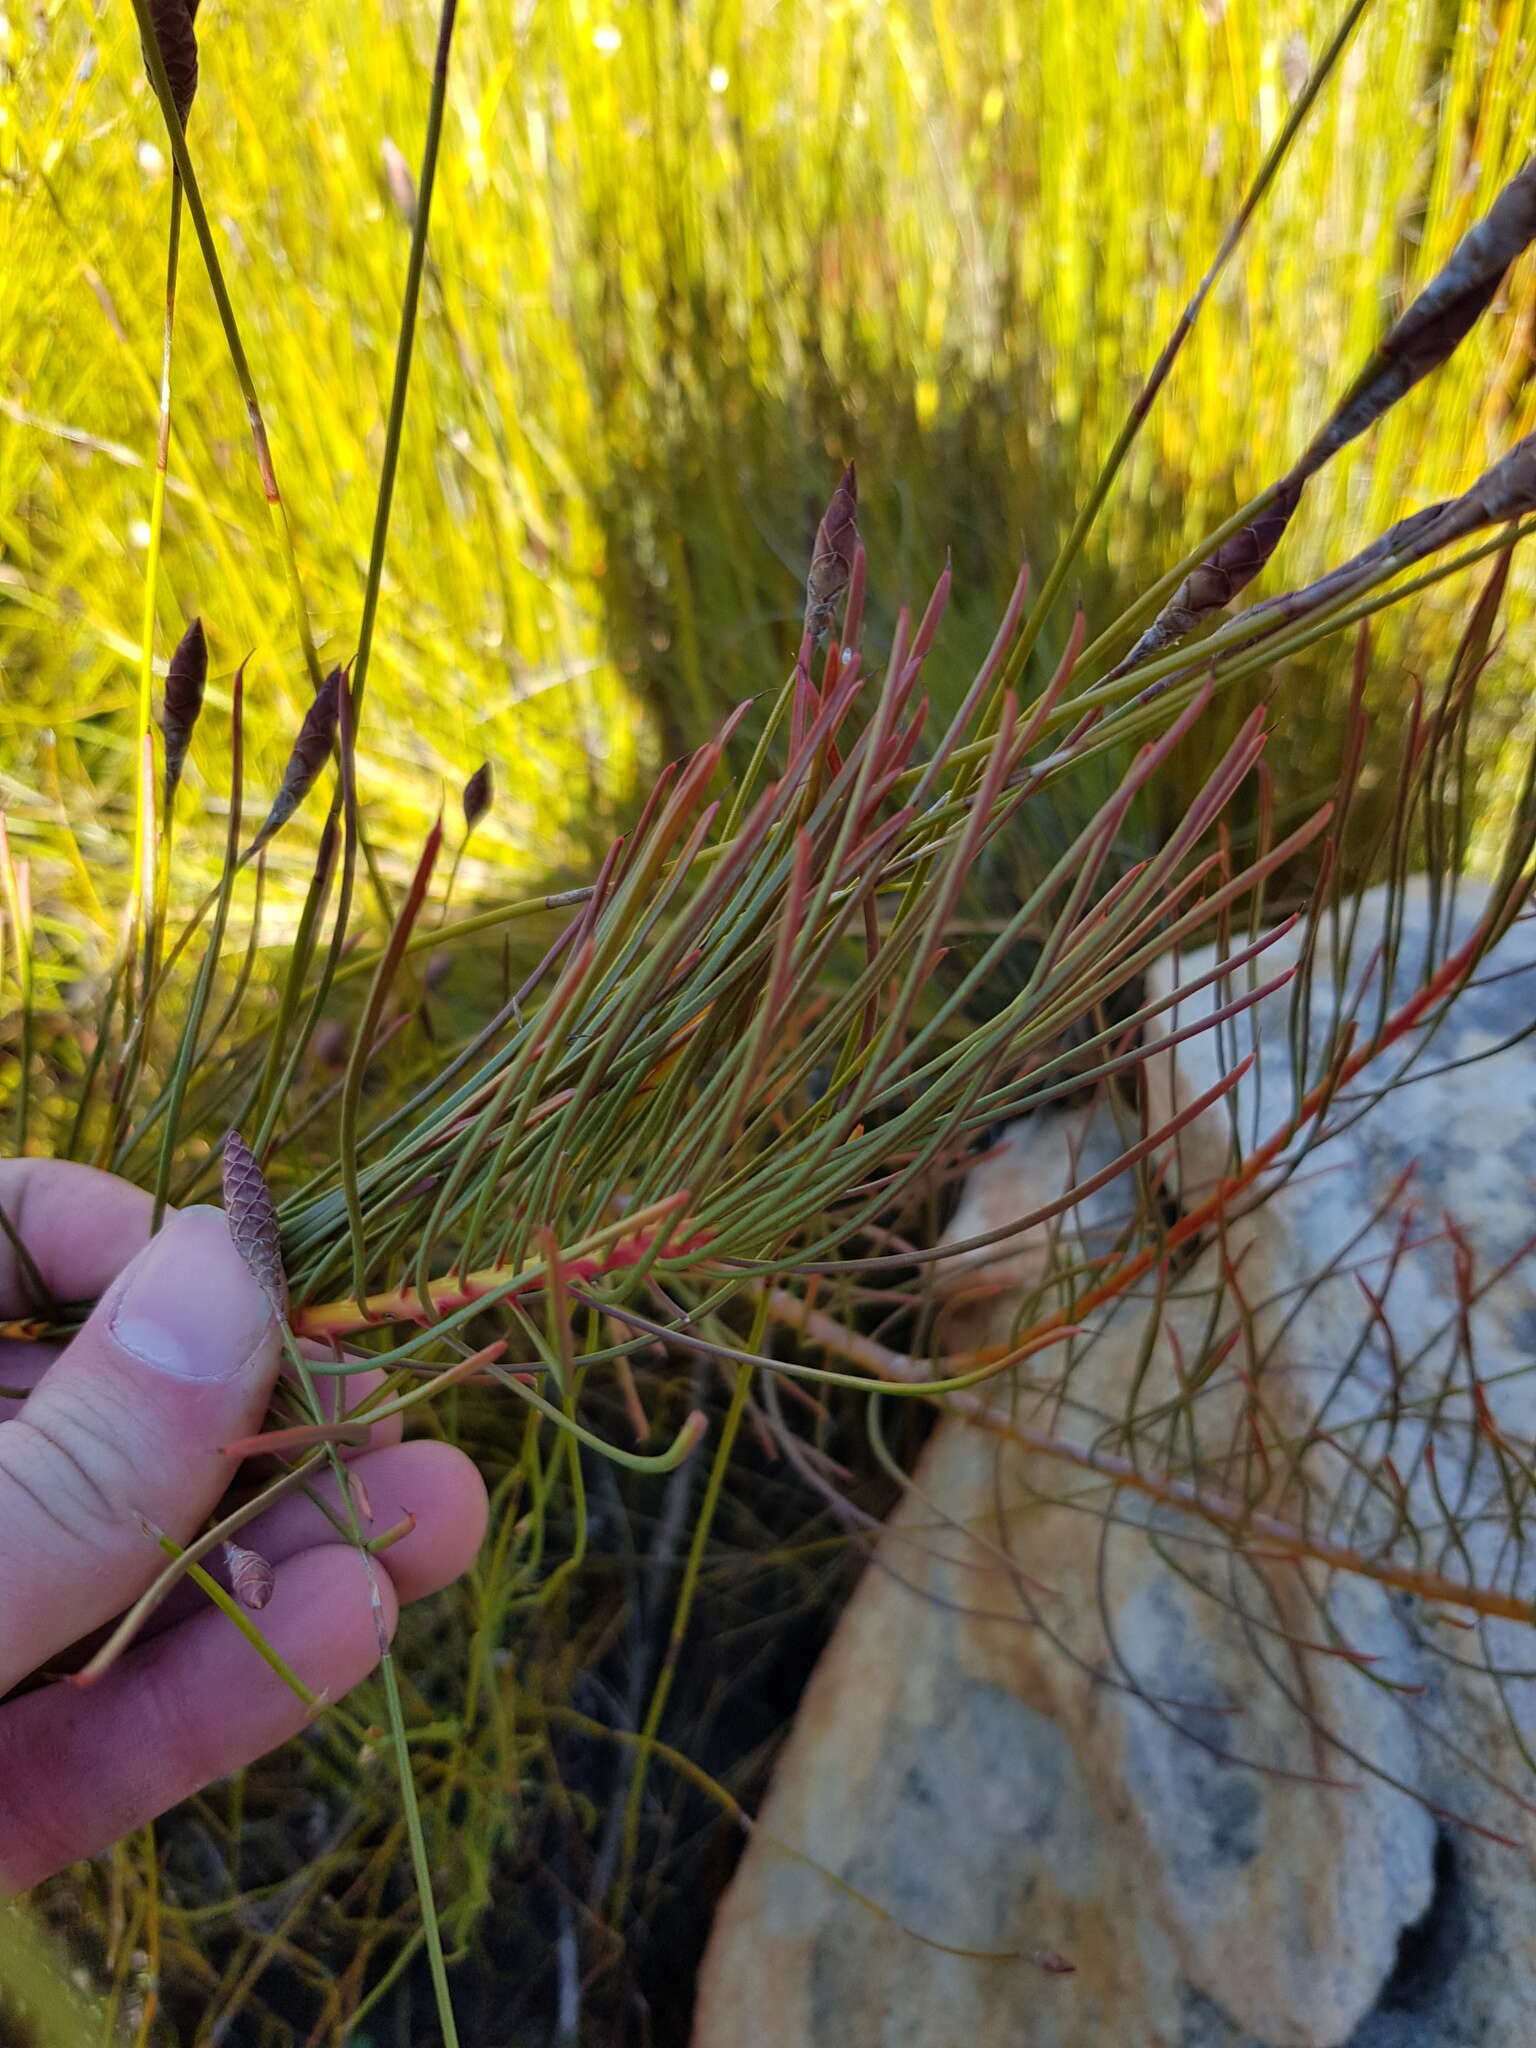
130 174 181 971
292 1191 696 1339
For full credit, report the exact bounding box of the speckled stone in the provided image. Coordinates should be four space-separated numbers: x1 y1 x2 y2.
694 882 1536 2048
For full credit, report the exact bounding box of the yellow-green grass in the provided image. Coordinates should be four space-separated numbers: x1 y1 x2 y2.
4 0 1535 947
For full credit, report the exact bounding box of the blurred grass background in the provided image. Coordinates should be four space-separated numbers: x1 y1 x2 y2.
4 0 1536 926
4 0 1536 2040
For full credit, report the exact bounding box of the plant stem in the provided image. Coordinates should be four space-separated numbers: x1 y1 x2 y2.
996 0 1374 701
612 1341 755 1924
149 665 245 1229
278 1327 464 2048
128 0 322 687
131 171 181 983
376 1637 460 2047
0 822 33 1154
350 0 460 726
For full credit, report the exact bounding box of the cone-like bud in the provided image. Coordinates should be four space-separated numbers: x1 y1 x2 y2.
223 1539 275 1611
221 1129 288 1319
1112 479 1302 679
159 615 208 810
143 0 199 127
462 760 492 833
804 462 859 645
247 667 344 854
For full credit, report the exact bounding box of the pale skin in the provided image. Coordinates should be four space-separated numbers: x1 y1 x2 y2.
0 1159 489 1893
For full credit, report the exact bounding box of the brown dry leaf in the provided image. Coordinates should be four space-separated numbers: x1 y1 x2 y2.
1295 433 1536 619
1179 430 1536 670
1118 156 1536 683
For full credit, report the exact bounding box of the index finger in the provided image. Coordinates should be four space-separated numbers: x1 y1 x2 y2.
0 1160 155 1320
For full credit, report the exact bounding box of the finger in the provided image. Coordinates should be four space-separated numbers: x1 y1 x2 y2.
0 1350 54 1421
246 1441 487 1600
230 1350 402 1463
0 1160 155 1385
148 1440 488 1632
0 1544 399 1895
0 1160 397 1444
0 1159 153 1317
289 1345 402 1452
0 1205 282 1693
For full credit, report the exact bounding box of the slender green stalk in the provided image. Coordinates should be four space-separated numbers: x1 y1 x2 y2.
128 0 322 687
375 1633 460 2047
338 817 442 1305
996 0 1374 701
210 22 469 2030
277 1312 465 2047
342 1925 430 2038
349 0 460 726
131 171 181 989
0 822 33 1154
244 801 346 1157
611 1330 756 1923
146 1528 350 1726
149 667 244 1228
73 1447 333 1686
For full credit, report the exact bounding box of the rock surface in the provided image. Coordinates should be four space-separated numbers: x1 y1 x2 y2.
694 883 1536 2047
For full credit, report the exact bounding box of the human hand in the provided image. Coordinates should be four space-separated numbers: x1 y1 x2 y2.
0 1159 488 1893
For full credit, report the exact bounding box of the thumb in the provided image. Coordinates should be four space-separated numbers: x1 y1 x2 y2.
0 1205 282 1694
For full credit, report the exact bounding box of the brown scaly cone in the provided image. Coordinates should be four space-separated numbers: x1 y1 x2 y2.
221 1129 288 1321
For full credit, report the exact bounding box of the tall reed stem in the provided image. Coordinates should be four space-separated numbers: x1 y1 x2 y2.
996 0 1374 702
129 0 322 688
350 0 460 727
131 172 181 976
